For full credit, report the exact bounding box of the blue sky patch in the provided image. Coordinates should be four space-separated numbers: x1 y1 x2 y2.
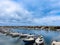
0 0 60 26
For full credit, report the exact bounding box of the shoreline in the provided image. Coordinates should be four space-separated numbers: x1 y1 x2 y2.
0 26 60 30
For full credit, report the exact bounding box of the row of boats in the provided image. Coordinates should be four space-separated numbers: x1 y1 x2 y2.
7 32 44 45
0 30 60 45
0 30 44 45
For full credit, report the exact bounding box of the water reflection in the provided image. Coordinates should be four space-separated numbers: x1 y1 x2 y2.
0 29 60 45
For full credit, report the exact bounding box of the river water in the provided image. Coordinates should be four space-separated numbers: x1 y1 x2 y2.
0 28 60 45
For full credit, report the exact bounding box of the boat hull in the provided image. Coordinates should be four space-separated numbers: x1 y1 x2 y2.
23 40 35 45
35 43 44 45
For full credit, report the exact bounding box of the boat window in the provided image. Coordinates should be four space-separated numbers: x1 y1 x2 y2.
39 40 42 41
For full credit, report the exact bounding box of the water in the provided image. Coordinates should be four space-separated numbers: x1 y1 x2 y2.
0 29 60 45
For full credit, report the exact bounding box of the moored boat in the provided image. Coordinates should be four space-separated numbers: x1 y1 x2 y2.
52 37 60 45
8 32 21 37
23 35 35 45
20 34 29 38
35 36 44 45
51 41 60 45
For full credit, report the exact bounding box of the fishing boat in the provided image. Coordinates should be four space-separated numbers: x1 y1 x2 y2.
51 41 60 45
35 36 44 45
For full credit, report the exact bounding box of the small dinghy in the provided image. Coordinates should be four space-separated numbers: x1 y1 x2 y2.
23 35 35 45
35 36 44 45
52 41 60 45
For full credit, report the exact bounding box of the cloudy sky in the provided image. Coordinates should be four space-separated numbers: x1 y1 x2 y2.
0 0 60 26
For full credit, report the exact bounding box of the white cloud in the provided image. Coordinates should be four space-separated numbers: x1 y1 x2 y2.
33 16 60 26
17 0 60 26
0 0 33 24
0 0 60 26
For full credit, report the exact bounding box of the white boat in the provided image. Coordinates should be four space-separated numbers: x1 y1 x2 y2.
35 36 44 45
52 41 60 45
51 37 60 45
20 34 29 38
23 35 35 45
9 32 21 37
